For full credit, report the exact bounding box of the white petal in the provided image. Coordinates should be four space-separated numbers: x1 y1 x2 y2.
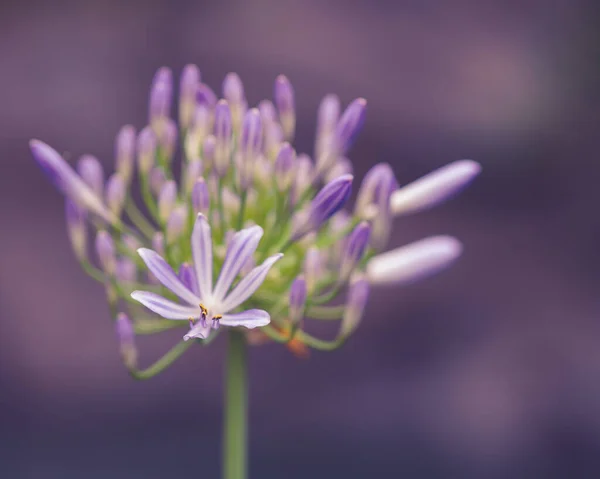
212 225 263 302
131 291 200 319
137 248 200 305
191 214 213 299
390 160 481 216
366 236 462 286
219 254 283 312
220 309 270 329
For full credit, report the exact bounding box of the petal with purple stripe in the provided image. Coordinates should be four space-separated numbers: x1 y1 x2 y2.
212 225 263 302
220 254 283 312
137 248 199 305
191 214 213 300
219 309 270 329
131 291 200 320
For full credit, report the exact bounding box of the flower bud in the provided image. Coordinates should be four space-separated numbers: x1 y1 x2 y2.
274 143 296 191
340 277 369 337
191 177 210 215
339 222 371 280
65 199 88 261
290 174 353 241
30 140 113 223
366 236 462 286
258 99 277 124
288 276 307 325
325 157 353 183
238 109 263 190
149 67 172 135
152 232 165 256
183 159 203 195
214 100 232 176
158 180 177 223
223 72 247 131
166 206 187 245
77 154 104 198
390 160 481 216
196 82 217 107
290 154 314 208
122 234 142 256
179 64 200 130
159 118 177 164
116 313 137 369
315 94 340 155
105 173 126 218
274 75 295 140
335 98 366 154
95 231 116 275
149 167 166 196
115 125 136 184
137 126 156 175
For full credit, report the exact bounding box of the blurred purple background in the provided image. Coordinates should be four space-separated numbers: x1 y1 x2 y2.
2 0 600 477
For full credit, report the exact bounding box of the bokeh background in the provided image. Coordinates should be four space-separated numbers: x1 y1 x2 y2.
1 0 599 477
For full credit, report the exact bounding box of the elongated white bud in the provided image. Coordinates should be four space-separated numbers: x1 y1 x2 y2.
366 236 462 286
390 160 481 216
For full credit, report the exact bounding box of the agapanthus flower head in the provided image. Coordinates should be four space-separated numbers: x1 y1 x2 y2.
30 65 480 372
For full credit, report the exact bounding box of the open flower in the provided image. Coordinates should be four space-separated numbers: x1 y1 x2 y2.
131 214 282 340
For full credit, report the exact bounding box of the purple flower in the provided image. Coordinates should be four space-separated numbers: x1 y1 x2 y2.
288 276 307 325
339 221 371 280
77 154 104 197
116 313 137 368
340 276 369 337
274 75 295 140
131 214 283 340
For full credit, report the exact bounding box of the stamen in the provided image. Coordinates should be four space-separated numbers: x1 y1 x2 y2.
212 315 222 330
199 303 208 328
188 317 195 328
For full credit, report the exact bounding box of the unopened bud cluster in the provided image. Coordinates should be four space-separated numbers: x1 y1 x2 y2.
30 64 480 371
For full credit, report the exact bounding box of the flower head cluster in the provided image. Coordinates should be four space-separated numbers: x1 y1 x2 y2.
30 65 480 372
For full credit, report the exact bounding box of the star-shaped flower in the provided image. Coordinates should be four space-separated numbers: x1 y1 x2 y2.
131 214 283 340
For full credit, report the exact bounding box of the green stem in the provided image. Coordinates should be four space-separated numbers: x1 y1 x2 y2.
129 340 194 380
223 330 248 479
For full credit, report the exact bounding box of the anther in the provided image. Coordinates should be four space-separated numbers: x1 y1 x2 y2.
212 315 222 330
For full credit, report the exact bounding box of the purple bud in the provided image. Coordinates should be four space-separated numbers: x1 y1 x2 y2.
191 177 210 215
196 82 217 108
105 173 126 217
166 206 187 244
115 125 136 184
65 199 88 261
179 64 200 129
149 67 173 133
116 312 137 368
158 180 177 223
340 222 371 280
274 75 295 140
223 73 245 105
116 257 137 284
202 135 216 170
149 167 166 196
291 174 353 241
152 232 165 256
355 163 397 250
335 98 367 153
158 118 177 163
264 120 284 159
214 100 232 176
183 159 203 195
288 275 307 324
31 140 112 221
95 231 116 275
258 100 277 124
341 277 369 337
238 109 262 190
179 263 199 296
137 126 156 174
274 143 296 191
239 108 263 157
77 155 104 197
315 94 340 158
